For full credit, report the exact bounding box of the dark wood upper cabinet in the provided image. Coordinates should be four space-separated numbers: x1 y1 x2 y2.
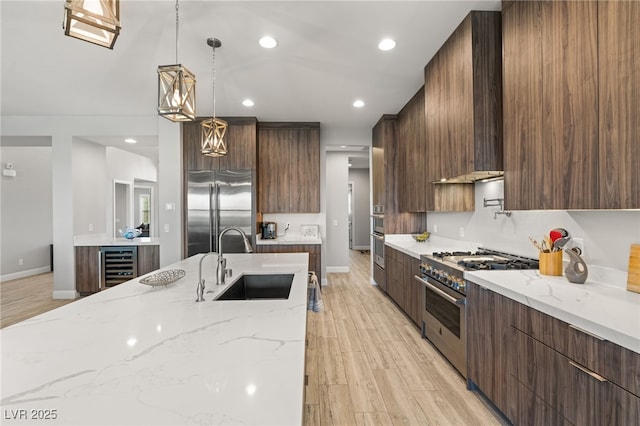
424 11 503 183
257 122 320 213
504 0 636 210
371 120 385 207
598 0 640 209
397 87 432 212
374 115 426 233
182 117 258 171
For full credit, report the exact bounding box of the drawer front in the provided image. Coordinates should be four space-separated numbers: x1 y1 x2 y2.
513 328 640 425
567 324 640 398
508 374 573 426
512 302 569 353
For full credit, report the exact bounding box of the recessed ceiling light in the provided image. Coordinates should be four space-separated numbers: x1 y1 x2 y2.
124 138 137 144
259 36 277 49
378 38 397 51
242 99 255 107
353 99 365 108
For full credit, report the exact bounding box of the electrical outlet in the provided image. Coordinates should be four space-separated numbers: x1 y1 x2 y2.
88 223 94 232
572 238 585 256
433 224 438 233
164 224 170 233
18 258 23 266
459 227 465 238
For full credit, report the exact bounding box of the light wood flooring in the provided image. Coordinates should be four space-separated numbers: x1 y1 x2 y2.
0 272 76 329
1 254 502 425
303 250 503 425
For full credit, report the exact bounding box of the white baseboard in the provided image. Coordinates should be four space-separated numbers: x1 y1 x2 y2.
0 266 51 283
53 290 77 300
352 245 370 251
326 266 349 273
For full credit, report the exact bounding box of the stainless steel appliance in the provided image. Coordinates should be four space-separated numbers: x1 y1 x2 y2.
415 249 538 378
261 222 277 239
186 170 255 256
370 205 385 291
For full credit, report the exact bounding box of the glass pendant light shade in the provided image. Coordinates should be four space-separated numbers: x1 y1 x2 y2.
63 0 121 49
201 117 228 157
200 37 228 157
157 64 196 122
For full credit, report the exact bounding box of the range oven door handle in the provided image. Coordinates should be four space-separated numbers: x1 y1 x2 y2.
370 233 384 240
414 275 465 306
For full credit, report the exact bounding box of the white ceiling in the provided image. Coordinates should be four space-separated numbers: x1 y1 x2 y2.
1 0 500 158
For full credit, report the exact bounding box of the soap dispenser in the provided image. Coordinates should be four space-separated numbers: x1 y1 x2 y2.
565 247 588 284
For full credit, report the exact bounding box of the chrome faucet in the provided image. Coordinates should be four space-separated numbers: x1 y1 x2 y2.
216 226 253 286
196 252 216 302
195 227 252 302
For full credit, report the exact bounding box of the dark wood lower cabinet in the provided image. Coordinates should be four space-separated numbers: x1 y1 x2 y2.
467 281 640 425
75 246 101 294
384 247 421 327
255 244 321 283
466 282 516 416
512 328 640 426
75 245 160 295
138 245 160 276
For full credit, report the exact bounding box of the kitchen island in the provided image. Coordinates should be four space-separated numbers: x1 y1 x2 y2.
0 253 310 425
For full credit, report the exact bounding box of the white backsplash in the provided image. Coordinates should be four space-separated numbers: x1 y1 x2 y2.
427 180 640 271
261 213 325 240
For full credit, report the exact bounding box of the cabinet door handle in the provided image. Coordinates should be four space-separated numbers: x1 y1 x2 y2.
98 250 102 290
569 360 607 383
569 324 606 342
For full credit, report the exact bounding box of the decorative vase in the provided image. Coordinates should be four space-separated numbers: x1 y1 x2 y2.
565 248 588 284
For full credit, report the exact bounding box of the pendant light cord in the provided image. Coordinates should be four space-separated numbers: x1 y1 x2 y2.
175 0 179 63
212 44 217 118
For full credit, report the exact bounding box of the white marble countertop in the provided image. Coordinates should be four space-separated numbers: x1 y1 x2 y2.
387 234 639 354
256 235 322 245
74 234 161 246
0 253 310 425
465 266 640 354
384 234 479 259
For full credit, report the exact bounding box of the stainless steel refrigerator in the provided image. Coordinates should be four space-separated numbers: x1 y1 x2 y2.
186 170 255 256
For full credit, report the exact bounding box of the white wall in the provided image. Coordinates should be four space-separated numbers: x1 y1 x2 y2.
105 147 157 238
349 167 371 249
2 115 162 298
0 146 53 280
325 152 350 272
426 181 640 271
72 139 107 235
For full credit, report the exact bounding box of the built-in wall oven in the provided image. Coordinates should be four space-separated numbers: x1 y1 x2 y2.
415 249 539 378
371 205 385 291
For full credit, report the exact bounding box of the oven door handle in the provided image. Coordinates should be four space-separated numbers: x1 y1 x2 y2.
370 233 384 240
414 275 465 306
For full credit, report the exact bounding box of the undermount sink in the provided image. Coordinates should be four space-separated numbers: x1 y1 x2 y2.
216 274 294 300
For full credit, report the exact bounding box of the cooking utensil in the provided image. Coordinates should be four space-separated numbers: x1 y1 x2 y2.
627 244 640 294
550 228 570 242
529 236 543 252
552 236 571 251
544 235 553 253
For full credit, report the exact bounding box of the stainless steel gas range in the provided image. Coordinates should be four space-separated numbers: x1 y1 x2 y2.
414 249 539 378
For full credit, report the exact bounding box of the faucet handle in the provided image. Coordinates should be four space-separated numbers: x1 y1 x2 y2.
225 268 232 277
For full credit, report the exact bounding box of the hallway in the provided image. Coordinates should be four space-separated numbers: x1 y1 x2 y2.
303 249 501 425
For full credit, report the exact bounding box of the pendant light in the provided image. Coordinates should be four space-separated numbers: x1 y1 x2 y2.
201 38 228 157
63 0 121 49
157 0 196 122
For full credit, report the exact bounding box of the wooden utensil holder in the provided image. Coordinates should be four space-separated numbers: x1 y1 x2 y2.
539 251 563 276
